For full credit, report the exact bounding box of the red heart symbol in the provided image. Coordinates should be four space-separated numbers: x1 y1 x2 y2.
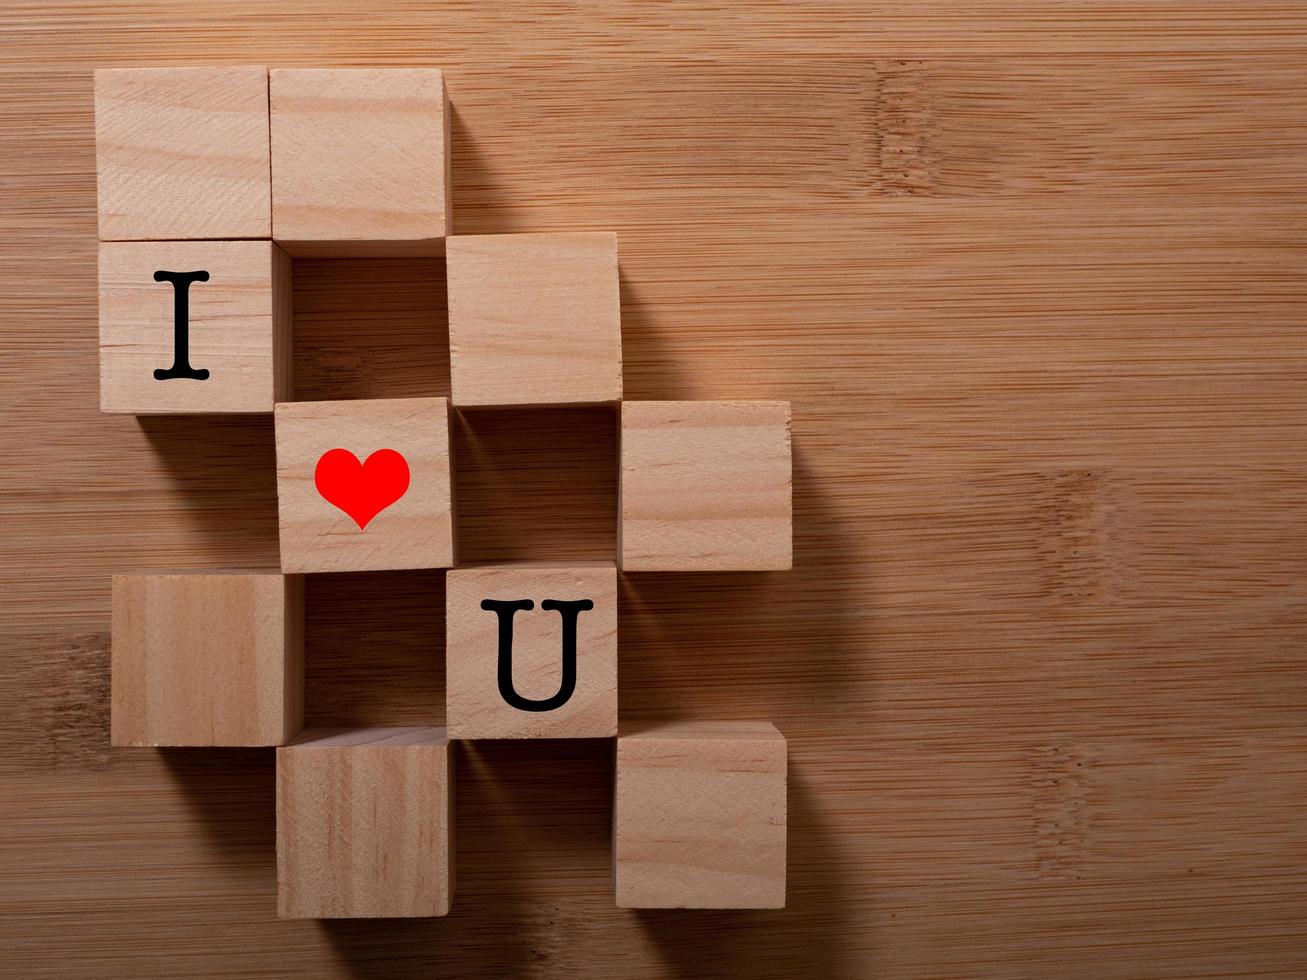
314 448 411 530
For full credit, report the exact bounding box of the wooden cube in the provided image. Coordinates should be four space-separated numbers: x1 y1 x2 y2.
277 727 454 918
270 68 451 256
620 401 792 571
446 233 622 407
615 721 787 909
111 572 303 747
274 397 455 573
99 240 292 414
95 67 271 241
446 563 617 739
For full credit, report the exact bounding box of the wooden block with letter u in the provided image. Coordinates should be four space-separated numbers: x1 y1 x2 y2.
277 727 454 918
446 562 617 738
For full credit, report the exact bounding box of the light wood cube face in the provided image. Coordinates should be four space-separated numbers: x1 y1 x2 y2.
446 563 617 739
99 240 291 414
615 721 787 909
270 68 451 255
111 573 303 747
277 727 454 918
446 233 622 407
620 401 793 571
95 67 271 241
274 398 455 573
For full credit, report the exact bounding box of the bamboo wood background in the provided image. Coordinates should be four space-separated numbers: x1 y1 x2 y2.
2 3 1306 977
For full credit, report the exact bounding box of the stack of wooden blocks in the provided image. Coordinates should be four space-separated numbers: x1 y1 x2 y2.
97 66 792 917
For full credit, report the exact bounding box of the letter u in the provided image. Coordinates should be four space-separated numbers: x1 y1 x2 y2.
480 598 595 712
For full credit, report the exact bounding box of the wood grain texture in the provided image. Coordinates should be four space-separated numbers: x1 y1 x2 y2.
2 4 1307 978
615 720 787 909
271 68 450 253
111 572 302 746
274 397 455 573
447 232 622 407
99 240 291 413
620 400 792 571
277 726 453 918
94 66 270 240
446 563 617 739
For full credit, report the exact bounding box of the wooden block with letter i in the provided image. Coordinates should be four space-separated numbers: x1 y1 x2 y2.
446 563 617 738
620 400 792 571
277 727 454 918
99 240 292 414
274 397 455 573
446 233 622 407
111 572 303 747
270 68 451 256
615 721 787 909
95 66 271 241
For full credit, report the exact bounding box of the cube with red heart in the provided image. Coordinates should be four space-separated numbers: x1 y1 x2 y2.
274 397 455 573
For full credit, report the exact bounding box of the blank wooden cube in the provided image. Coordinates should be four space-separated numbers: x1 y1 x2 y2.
111 572 303 747
277 727 454 918
271 68 451 256
615 721 787 909
274 397 455 573
99 240 291 414
446 233 622 407
446 563 616 739
620 401 792 571
95 67 271 241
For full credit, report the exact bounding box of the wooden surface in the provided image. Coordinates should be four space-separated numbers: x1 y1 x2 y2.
111 572 303 747
277 726 453 919
620 401 793 571
270 68 451 251
94 66 271 240
98 240 292 413
274 397 455 573
446 563 618 739
615 720 787 910
2 2 1306 977
446 232 622 407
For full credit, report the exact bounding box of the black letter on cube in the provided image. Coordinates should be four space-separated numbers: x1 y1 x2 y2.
153 269 211 381
480 598 595 712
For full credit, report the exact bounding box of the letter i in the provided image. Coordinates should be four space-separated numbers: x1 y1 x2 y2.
153 269 211 381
